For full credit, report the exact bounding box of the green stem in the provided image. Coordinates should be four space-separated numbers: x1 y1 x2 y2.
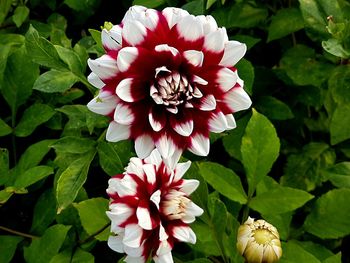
0 225 38 239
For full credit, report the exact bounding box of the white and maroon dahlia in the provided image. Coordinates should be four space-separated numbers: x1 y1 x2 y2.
87 5 252 158
106 149 203 263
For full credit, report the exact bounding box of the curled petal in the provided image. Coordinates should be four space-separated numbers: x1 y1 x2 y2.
123 224 143 248
199 94 216 111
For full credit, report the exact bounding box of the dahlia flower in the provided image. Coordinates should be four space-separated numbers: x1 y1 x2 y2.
87 5 251 158
237 217 282 263
106 149 203 263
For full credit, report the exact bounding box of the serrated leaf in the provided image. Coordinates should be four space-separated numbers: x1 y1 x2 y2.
97 141 124 176
0 235 23 263
267 8 304 42
304 188 350 239
51 136 96 154
256 96 294 120
323 162 350 188
13 6 29 27
74 197 109 241
249 186 313 214
55 45 83 74
199 162 247 204
14 165 53 188
56 150 95 212
0 118 12 136
241 109 280 196
24 224 71 263
33 70 79 93
235 59 254 95
330 104 350 145
14 104 55 137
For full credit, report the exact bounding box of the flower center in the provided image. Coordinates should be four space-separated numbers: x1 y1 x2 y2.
253 229 276 245
162 190 190 220
150 66 202 114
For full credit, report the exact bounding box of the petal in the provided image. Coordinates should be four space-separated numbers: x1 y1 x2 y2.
106 121 130 142
116 78 133 102
124 244 144 258
102 27 121 51
126 157 144 178
185 201 204 218
163 148 182 171
135 134 155 159
209 111 228 133
220 40 247 67
137 206 153 230
189 134 210 156
87 92 117 115
217 68 238 92
155 135 176 159
154 251 174 263
125 256 145 263
183 50 204 67
88 55 118 80
135 8 159 30
154 44 179 57
118 174 138 197
159 223 168 241
174 161 191 182
87 72 105 89
179 179 199 195
199 94 216 111
106 203 133 226
122 20 147 46
171 118 194 137
156 240 172 256
117 47 139 72
143 163 156 185
114 103 134 125
149 107 166 132
144 149 162 168
162 7 190 29
197 15 218 34
150 189 161 209
176 15 204 41
107 235 124 253
109 25 123 46
123 5 147 23
225 114 237 129
223 87 252 112
172 226 196 244
204 27 227 52
123 224 143 248
192 75 208 86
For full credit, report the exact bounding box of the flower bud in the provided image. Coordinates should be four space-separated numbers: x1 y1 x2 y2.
237 217 282 263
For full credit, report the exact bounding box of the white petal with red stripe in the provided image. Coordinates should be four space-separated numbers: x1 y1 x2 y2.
122 20 147 46
162 7 189 29
114 103 134 125
209 111 228 133
189 134 210 156
107 203 133 226
102 28 121 51
176 15 204 41
172 118 193 137
217 67 238 92
155 135 176 159
143 163 156 185
136 206 153 230
223 87 252 112
117 47 138 72
183 50 204 67
199 94 216 111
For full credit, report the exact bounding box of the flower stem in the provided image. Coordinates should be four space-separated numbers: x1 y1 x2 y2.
0 225 38 239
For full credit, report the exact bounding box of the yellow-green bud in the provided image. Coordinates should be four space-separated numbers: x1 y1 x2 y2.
102 22 113 31
237 217 282 263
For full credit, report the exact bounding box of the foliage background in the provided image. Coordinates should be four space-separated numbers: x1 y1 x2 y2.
1 0 350 262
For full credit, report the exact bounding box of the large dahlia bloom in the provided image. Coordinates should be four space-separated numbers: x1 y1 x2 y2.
106 149 203 263
87 5 252 158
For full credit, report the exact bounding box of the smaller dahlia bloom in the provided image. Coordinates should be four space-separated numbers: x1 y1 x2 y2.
106 149 203 263
87 5 252 159
237 217 282 263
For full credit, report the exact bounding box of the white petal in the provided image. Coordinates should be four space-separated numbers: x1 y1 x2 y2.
102 28 121 50
135 8 159 30
199 94 216 111
155 135 176 159
174 161 191 182
106 203 133 226
225 114 237 129
125 256 145 263
109 25 122 46
192 75 208 85
143 163 156 185
179 179 199 195
117 47 138 72
150 190 161 210
159 223 168 242
185 201 204 218
122 20 147 46
224 87 252 112
126 157 144 178
197 15 218 34
189 134 210 156
87 92 117 115
162 7 189 29
124 245 144 258
107 235 124 253
106 121 130 142
123 5 147 23
172 119 193 137
154 251 174 263
183 50 204 67
209 111 228 133
149 111 165 132
172 226 196 244
118 174 138 197
123 224 143 248
136 206 153 230
204 28 227 52
88 55 118 80
156 240 172 256
163 149 182 171
176 15 203 41
144 149 162 168
116 78 134 102
217 68 238 92
87 72 105 89
114 103 134 125
135 134 155 159
154 44 179 57
220 41 247 67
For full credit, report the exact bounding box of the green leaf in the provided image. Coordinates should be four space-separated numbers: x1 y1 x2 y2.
330 104 350 145
298 241 334 261
256 96 294 120
25 25 66 70
132 0 166 8
72 249 94 263
0 44 11 84
304 188 350 239
236 59 254 95
262 212 293 240
322 253 342 263
51 136 96 154
12 6 30 27
97 141 124 176
279 240 321 263
191 221 221 256
88 29 103 51
234 35 261 50
329 65 350 104
0 189 14 205
0 148 9 185
1 46 39 113
55 46 83 74
182 0 204 15
209 197 227 254
241 109 280 196
64 0 99 12
56 150 96 213
74 197 110 241
199 162 247 204
14 104 55 137
0 118 11 136
24 224 71 263
0 0 12 25
267 8 304 42
0 235 23 263
249 186 313 214
323 162 350 188
14 165 54 188
30 189 56 235
322 38 350 58
33 70 79 93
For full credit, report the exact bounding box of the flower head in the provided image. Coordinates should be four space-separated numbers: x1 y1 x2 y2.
87 5 252 159
106 149 203 263
237 217 282 263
